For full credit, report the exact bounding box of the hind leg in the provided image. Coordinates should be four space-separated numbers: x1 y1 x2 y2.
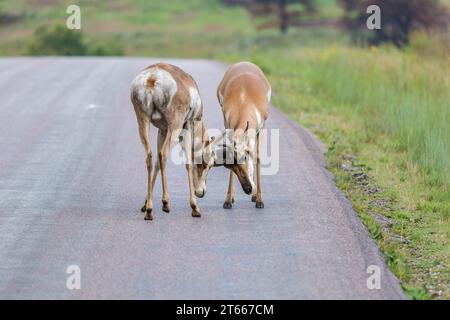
141 129 164 212
158 129 172 213
182 122 201 217
134 107 154 220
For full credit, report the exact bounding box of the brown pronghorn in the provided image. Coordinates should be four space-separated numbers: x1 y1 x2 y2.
130 63 215 220
217 62 271 209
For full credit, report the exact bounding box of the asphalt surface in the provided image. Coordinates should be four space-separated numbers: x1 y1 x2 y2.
0 57 405 299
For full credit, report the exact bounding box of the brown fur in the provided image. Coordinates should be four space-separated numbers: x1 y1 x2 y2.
132 63 212 220
217 61 270 132
217 62 271 209
146 76 157 90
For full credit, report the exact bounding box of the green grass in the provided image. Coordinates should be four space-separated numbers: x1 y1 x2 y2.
1 0 449 299
0 0 254 57
313 46 449 186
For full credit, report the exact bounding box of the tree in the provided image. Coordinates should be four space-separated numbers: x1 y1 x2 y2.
338 0 449 47
0 1 23 26
0 0 7 25
221 0 315 33
257 0 315 33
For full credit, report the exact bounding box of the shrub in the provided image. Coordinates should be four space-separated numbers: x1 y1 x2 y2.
27 25 124 56
28 25 87 55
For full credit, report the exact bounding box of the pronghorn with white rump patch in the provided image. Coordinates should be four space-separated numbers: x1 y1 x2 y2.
217 61 271 209
130 63 215 220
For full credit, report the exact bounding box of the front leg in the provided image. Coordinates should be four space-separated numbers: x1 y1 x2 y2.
223 171 235 209
158 129 171 213
186 163 201 217
183 122 201 218
255 132 264 208
141 149 161 213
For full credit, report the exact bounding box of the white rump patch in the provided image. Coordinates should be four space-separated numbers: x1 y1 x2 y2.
131 67 178 116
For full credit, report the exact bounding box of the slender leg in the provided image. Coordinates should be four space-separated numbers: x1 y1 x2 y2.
186 163 201 217
251 162 257 202
140 150 155 214
144 151 154 219
251 133 258 203
151 130 164 189
183 123 201 217
251 156 257 203
223 171 235 209
134 108 154 220
151 156 160 190
255 132 264 208
141 130 163 213
159 129 172 213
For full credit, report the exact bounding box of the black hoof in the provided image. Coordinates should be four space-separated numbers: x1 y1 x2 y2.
162 201 170 213
144 209 153 220
232 197 235 203
251 196 256 202
223 202 233 209
192 210 201 218
141 200 147 212
256 201 264 209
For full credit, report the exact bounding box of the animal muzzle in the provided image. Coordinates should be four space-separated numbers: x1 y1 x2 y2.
242 184 252 195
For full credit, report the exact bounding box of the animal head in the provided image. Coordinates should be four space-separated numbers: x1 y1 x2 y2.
191 122 216 198
212 122 256 195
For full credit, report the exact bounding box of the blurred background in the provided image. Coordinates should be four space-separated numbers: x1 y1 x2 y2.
0 0 448 56
0 0 449 300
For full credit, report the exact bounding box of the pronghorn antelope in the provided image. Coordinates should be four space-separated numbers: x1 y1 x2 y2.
130 63 215 220
217 61 271 209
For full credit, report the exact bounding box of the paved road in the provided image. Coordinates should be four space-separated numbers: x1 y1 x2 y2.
0 57 404 299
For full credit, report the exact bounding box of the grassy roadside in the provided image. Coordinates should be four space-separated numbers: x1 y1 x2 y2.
1 0 449 299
